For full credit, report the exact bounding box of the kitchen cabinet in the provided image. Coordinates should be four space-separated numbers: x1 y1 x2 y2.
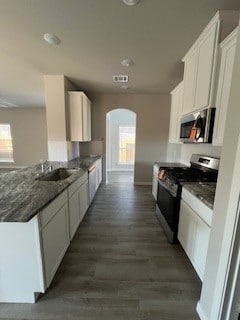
213 28 238 146
181 11 239 114
68 91 91 142
178 200 196 259
194 22 218 110
68 172 89 239
0 170 90 303
182 49 198 114
178 187 213 281
169 81 183 143
79 178 89 221
39 190 70 288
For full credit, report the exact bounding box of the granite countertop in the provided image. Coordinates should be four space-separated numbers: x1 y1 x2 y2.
0 155 101 223
182 182 216 210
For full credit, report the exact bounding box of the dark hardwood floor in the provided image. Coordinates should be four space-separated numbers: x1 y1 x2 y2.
0 171 201 320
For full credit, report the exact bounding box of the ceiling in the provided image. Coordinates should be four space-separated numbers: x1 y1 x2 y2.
0 0 239 108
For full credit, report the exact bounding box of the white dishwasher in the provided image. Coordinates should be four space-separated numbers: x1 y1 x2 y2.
88 165 96 204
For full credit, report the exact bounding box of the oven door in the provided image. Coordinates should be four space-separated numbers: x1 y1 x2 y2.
156 180 180 243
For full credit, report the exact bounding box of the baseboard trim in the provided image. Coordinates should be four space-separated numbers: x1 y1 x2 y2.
197 301 209 320
134 182 152 186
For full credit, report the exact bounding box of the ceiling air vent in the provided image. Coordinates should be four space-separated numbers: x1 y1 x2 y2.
113 75 129 83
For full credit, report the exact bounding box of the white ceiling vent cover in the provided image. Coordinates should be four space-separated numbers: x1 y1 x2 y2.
113 75 129 83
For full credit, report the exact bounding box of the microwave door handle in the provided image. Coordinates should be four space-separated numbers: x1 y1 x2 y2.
194 116 204 140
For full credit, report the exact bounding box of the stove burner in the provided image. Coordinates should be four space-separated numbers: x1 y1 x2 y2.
162 167 218 184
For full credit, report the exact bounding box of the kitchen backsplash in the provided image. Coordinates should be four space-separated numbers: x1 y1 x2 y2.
167 143 222 165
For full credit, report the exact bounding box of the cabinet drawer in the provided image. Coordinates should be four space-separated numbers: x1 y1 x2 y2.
40 190 68 228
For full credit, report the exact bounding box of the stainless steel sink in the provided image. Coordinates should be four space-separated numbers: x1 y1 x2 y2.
36 168 78 181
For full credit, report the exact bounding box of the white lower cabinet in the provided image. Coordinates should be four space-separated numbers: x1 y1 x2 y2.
68 189 81 240
68 172 89 239
178 199 211 281
178 201 196 259
193 216 210 277
80 179 89 221
40 196 69 288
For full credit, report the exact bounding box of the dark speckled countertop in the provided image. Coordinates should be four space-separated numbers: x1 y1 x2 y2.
182 182 216 209
154 162 187 169
0 155 101 223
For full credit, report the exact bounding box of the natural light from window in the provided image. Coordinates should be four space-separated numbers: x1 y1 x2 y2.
0 124 14 162
119 126 135 164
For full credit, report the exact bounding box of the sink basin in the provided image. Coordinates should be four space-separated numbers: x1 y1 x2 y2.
36 168 78 181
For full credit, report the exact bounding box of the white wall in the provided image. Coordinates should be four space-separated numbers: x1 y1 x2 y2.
0 107 48 167
108 109 136 171
198 25 240 320
89 93 171 184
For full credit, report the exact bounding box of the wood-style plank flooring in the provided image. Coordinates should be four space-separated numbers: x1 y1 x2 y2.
0 171 201 320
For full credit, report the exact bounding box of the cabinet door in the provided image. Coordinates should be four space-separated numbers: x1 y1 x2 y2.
86 97 91 141
178 201 197 259
82 95 91 141
68 92 84 141
169 82 183 143
213 30 237 146
194 23 218 110
41 203 69 288
193 216 210 279
69 190 81 240
80 180 89 221
182 48 198 114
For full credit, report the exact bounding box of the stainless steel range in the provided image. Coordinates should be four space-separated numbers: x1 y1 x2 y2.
156 154 219 243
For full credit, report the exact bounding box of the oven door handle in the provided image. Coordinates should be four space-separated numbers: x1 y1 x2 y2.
158 179 177 197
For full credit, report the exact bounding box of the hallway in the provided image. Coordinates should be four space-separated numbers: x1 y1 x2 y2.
0 172 201 320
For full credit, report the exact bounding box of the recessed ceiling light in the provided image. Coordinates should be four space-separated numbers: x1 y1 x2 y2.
122 0 140 6
121 58 134 67
43 33 61 45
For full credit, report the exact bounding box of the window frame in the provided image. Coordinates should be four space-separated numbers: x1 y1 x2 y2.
118 125 136 165
0 123 14 163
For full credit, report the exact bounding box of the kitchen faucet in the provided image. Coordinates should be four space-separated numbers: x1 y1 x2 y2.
41 160 53 173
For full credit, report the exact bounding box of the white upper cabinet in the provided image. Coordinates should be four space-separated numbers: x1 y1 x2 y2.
194 22 218 110
169 81 183 143
68 91 91 142
213 28 238 146
181 11 239 115
182 49 198 114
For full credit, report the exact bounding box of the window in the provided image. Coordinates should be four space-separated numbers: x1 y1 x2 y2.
0 124 14 162
119 126 135 164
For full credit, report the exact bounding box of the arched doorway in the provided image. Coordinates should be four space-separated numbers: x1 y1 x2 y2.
106 108 136 184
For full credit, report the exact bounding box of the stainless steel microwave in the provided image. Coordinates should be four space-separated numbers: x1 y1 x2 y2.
179 107 215 143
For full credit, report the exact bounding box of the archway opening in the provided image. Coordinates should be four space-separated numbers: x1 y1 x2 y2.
106 108 136 184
